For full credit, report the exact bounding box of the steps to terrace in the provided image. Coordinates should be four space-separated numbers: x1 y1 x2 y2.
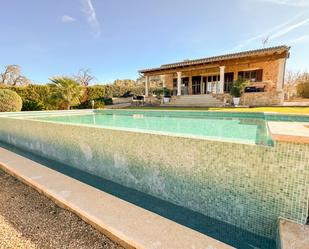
161 94 224 107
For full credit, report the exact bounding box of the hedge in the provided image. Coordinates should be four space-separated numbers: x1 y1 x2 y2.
0 83 160 111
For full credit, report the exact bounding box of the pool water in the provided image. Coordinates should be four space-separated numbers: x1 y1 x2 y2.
32 111 273 146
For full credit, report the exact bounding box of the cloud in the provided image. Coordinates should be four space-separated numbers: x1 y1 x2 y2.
288 34 309 44
81 0 101 37
258 0 309 7
269 18 309 40
230 13 304 51
61 15 76 23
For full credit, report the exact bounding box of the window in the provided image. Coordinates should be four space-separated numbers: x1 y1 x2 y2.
173 78 177 88
182 77 189 87
238 69 263 82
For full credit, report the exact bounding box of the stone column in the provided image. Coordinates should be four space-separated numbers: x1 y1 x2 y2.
145 75 149 97
177 72 182 96
277 58 286 91
188 75 192 95
219 66 225 94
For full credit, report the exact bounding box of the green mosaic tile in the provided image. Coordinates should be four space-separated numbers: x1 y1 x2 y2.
0 112 308 240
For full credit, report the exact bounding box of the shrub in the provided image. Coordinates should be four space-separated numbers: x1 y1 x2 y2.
163 87 172 97
101 97 113 105
121 91 134 97
22 99 44 111
153 88 163 98
75 97 110 109
93 98 106 108
0 89 22 112
297 81 309 98
87 85 106 100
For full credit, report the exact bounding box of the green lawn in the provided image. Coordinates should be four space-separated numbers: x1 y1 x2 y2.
125 106 309 114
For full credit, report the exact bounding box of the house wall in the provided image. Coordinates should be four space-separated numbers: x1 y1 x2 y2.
241 92 284 106
161 57 281 92
147 55 286 105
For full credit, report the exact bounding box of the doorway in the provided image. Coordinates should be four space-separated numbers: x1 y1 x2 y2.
192 76 201 94
204 75 220 94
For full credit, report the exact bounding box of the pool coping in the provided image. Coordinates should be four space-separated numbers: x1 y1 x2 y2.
277 218 309 249
267 121 309 144
0 146 234 249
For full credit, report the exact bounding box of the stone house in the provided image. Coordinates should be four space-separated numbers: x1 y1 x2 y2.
138 45 290 106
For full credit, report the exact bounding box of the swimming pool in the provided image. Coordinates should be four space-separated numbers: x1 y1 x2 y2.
32 110 273 146
0 110 308 249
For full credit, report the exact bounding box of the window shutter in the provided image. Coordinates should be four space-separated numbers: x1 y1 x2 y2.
256 69 263 82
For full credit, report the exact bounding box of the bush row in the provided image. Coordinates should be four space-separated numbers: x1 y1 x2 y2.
0 84 157 111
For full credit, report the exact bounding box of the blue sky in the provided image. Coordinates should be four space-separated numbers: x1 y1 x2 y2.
0 0 308 84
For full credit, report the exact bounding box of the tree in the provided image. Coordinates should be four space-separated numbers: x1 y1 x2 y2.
74 68 95 87
296 72 309 98
74 68 96 103
135 76 163 88
0 65 31 86
113 79 136 87
49 77 83 110
284 70 309 99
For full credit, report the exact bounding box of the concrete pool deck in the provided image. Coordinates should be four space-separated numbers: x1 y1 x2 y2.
0 146 234 249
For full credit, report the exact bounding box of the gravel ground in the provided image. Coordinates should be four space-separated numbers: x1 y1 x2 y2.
0 170 123 249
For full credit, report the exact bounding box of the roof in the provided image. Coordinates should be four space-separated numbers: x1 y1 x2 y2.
139 45 290 74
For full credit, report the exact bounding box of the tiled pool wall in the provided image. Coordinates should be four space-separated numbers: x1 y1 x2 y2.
0 115 308 240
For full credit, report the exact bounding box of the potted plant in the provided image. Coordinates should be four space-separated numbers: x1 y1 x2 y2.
230 79 247 106
163 87 172 103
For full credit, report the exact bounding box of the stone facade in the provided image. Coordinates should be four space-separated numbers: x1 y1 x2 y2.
241 92 284 106
162 57 282 92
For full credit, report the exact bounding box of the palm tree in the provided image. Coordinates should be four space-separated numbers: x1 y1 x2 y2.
49 77 83 110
